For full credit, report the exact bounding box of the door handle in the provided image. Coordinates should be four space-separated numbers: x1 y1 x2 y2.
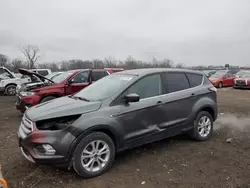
191 93 195 96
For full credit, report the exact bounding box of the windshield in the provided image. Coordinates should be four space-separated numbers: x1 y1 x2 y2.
210 73 224 78
240 73 250 78
52 71 73 83
74 74 136 101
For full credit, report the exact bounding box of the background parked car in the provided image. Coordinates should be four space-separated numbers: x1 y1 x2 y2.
209 70 235 88
0 67 31 96
16 68 123 112
45 72 63 80
234 70 250 78
30 69 52 76
233 72 250 89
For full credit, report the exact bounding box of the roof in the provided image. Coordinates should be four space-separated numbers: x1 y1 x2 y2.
115 68 203 76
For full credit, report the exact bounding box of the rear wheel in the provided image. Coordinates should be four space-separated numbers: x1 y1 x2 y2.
218 82 223 88
40 96 57 103
5 84 17 96
73 132 115 178
189 111 213 141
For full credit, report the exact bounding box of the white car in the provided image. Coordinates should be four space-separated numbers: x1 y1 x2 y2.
0 67 31 96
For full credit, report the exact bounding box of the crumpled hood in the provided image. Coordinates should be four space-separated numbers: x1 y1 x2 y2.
26 96 102 121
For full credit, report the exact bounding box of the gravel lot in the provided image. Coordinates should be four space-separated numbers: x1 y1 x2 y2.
0 88 250 188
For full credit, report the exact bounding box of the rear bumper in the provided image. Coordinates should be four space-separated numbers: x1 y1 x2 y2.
0 87 5 92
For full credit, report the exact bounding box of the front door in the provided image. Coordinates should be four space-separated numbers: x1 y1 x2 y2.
65 70 91 95
114 73 166 148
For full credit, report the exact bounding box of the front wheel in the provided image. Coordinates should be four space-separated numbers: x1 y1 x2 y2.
218 82 223 88
189 111 213 141
73 132 115 178
5 84 17 96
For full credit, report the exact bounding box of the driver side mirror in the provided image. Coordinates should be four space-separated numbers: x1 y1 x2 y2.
124 93 140 103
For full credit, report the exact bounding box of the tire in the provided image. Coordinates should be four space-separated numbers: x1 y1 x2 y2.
189 111 213 141
5 84 17 96
40 96 56 103
73 132 115 178
218 82 223 88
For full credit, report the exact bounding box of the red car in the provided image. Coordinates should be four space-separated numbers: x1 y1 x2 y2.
233 72 250 89
208 71 235 88
16 68 124 112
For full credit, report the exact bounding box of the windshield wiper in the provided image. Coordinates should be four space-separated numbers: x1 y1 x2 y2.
68 95 89 102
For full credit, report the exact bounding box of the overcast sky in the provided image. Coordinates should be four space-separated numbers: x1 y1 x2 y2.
0 0 250 66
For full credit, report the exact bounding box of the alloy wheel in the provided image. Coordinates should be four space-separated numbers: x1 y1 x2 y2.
81 140 110 172
6 86 16 96
198 116 212 138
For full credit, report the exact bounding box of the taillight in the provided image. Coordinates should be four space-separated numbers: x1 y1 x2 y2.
208 86 217 92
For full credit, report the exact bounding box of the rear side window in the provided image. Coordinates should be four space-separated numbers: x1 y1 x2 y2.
186 73 203 87
163 72 189 93
92 71 109 81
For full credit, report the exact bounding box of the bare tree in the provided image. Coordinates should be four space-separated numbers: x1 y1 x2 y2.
176 62 185 68
0 54 8 67
21 45 40 69
11 58 25 72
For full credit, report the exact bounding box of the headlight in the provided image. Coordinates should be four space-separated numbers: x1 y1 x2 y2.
213 80 217 83
36 115 81 131
20 91 35 96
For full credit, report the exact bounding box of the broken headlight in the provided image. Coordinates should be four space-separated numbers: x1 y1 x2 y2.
36 115 81 131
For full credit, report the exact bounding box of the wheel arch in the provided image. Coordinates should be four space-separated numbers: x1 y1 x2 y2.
5 83 17 88
39 94 61 103
68 124 120 161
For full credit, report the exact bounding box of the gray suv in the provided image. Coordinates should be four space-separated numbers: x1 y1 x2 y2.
18 68 218 178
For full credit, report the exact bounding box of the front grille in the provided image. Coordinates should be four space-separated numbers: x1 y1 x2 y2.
19 115 33 139
236 80 246 86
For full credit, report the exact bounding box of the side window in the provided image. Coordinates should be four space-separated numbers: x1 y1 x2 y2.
163 72 189 93
126 74 162 99
70 71 90 84
92 71 109 81
186 73 203 87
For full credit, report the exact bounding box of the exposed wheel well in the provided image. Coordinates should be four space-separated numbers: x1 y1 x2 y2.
93 129 117 151
199 107 215 121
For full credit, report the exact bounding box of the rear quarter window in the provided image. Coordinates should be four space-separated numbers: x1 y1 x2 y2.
186 73 203 87
163 72 189 93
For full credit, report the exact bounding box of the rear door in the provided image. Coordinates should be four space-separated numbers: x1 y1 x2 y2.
160 72 203 131
65 70 91 95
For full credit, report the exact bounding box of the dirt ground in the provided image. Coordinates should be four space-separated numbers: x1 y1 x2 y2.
1 88 250 188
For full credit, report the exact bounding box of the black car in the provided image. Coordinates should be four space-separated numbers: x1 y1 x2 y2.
18 68 218 178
